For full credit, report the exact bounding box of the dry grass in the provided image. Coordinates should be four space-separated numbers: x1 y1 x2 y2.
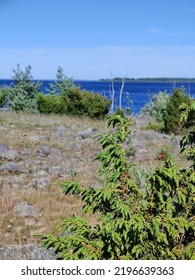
0 111 107 245
0 110 190 246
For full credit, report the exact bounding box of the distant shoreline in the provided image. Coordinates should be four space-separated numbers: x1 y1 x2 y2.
1 78 195 83
99 78 195 83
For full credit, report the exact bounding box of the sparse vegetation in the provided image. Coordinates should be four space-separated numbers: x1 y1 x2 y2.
39 114 195 260
1 68 194 260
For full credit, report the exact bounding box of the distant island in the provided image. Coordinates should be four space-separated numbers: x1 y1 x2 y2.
99 77 195 82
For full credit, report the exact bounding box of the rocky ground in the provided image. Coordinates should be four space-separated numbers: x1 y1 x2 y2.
0 111 187 259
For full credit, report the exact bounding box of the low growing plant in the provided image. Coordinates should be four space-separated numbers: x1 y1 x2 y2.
39 114 195 260
37 93 67 114
0 86 9 107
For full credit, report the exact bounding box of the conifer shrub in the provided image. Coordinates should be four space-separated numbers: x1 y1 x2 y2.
180 99 195 167
8 64 41 112
163 88 191 134
37 93 67 114
0 86 9 107
81 89 111 119
39 114 195 260
45 67 111 118
47 66 74 95
115 107 125 118
61 86 84 116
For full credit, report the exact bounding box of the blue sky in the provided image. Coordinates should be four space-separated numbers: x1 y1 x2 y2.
1 0 195 79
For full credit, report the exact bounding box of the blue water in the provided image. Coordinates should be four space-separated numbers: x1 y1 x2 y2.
1 79 195 114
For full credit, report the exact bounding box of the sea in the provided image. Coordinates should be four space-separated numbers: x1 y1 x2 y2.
1 79 195 115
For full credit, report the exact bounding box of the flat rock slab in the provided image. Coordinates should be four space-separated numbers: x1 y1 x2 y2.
0 142 10 153
78 127 95 139
0 162 24 173
29 135 49 143
36 146 52 157
13 202 39 218
0 150 20 160
53 125 67 139
0 245 56 260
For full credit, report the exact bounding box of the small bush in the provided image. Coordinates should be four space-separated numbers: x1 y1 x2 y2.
37 93 67 114
61 86 84 116
163 88 191 134
141 91 170 122
115 107 125 118
0 86 9 107
81 90 111 118
46 67 111 119
47 66 74 95
144 121 164 132
8 64 41 112
156 145 171 161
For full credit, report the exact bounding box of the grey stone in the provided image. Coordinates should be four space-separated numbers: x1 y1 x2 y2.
78 127 94 139
0 142 10 153
54 125 67 139
36 177 51 188
0 162 24 173
0 244 57 260
36 146 52 157
50 165 64 176
13 202 39 218
48 153 63 164
22 148 32 155
37 170 49 177
29 135 49 142
0 149 20 160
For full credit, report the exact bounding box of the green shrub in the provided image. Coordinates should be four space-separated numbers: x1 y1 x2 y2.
141 91 170 122
144 121 164 132
61 86 84 116
0 86 9 107
39 115 195 260
37 93 67 114
115 107 125 118
8 64 41 112
180 99 195 166
46 67 110 118
163 88 191 134
81 90 111 118
47 66 74 95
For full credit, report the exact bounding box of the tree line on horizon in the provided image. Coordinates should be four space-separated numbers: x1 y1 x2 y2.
99 77 195 82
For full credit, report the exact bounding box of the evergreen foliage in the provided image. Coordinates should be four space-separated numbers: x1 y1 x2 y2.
47 66 74 95
8 64 41 112
37 66 110 118
180 100 195 167
79 89 111 118
115 107 125 119
3 65 110 118
0 86 9 107
39 114 195 260
163 88 191 134
37 93 67 114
